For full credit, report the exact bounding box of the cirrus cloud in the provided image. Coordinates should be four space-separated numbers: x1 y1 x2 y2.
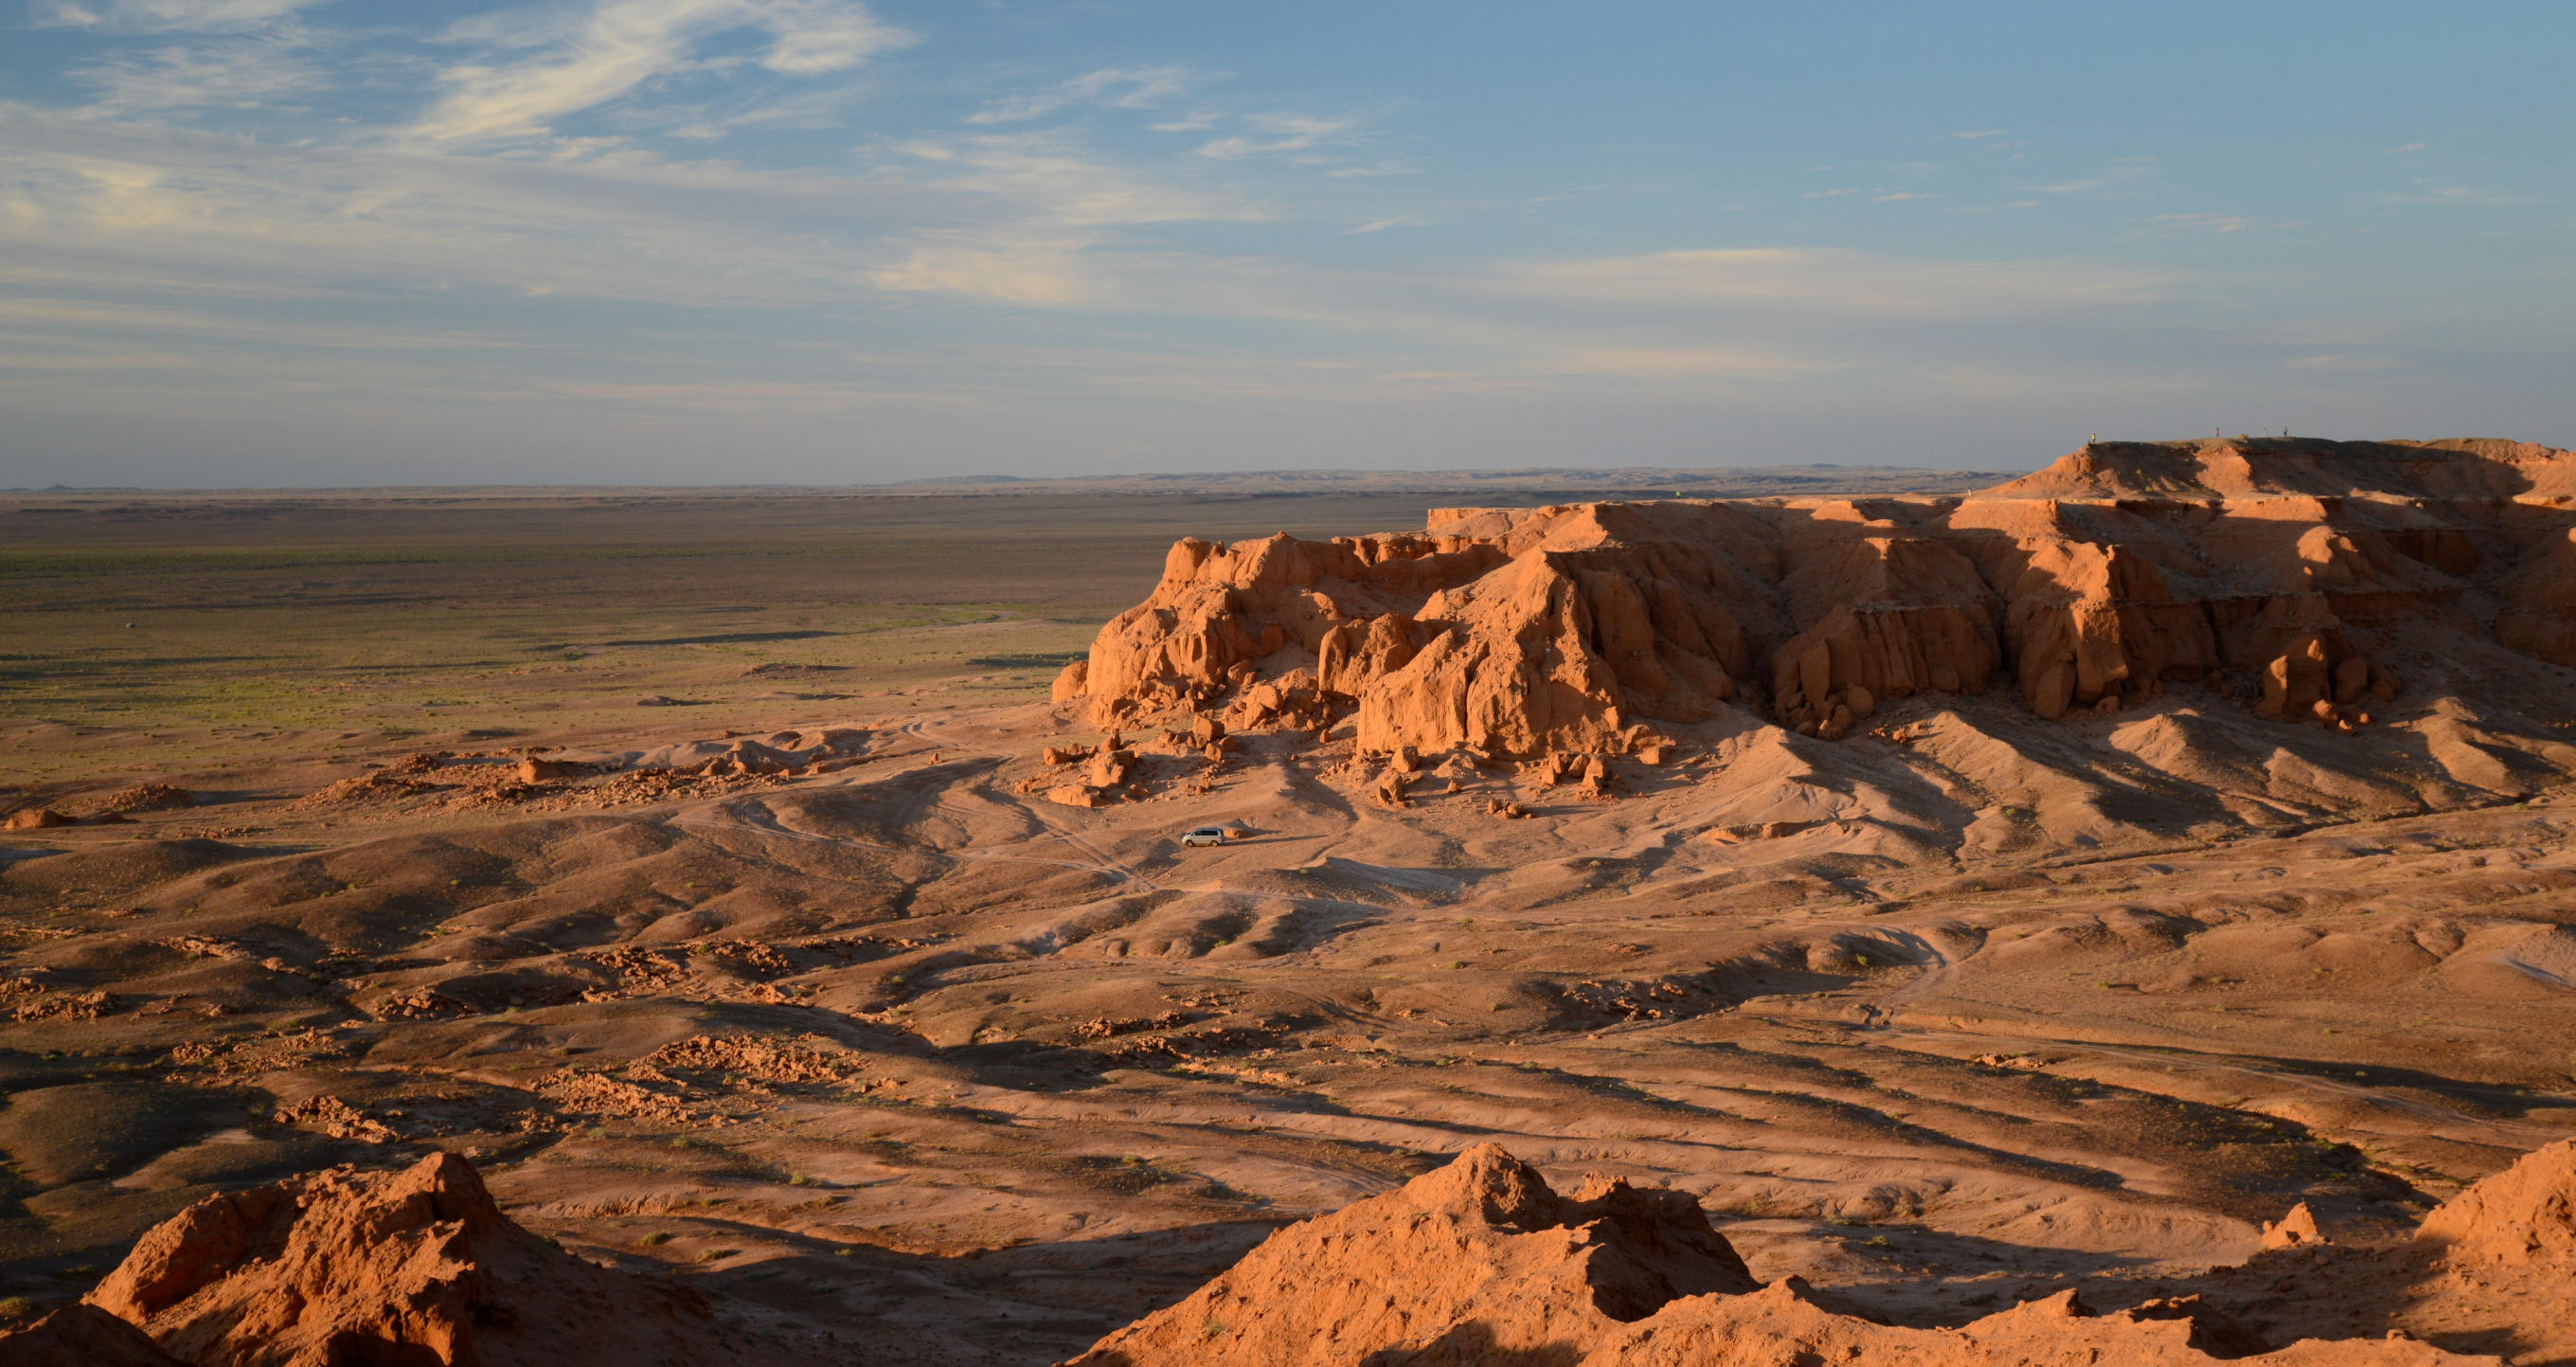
411 0 909 146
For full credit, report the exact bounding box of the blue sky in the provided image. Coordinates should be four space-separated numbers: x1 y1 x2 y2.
2 0 2569 485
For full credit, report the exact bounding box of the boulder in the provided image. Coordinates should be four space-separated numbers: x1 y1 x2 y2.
2260 1202 2325 1250
79 1151 740 1367
1082 746 1136 788
2258 637 2334 722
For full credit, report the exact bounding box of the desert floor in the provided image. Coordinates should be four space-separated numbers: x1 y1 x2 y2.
5 486 2574 1363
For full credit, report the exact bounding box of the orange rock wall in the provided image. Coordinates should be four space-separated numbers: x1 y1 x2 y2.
1064 438 2576 756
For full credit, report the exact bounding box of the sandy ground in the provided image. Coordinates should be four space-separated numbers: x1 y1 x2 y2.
5 489 2576 1362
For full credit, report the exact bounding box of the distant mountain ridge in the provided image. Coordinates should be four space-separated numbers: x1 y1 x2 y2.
872 464 2012 497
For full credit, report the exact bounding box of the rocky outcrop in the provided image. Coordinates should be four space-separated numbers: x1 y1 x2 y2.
0 1305 186 1366
2416 1137 2576 1267
2497 530 2576 667
1066 1143 1760 1367
1068 1143 2482 1366
1061 439 2576 756
67 1151 746 1367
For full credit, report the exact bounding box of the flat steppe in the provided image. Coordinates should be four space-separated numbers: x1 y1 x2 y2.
4 477 2572 1363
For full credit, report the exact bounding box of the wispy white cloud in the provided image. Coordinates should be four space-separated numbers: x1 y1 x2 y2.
29 0 318 33
0 294 562 353
2384 184 2542 207
1323 158 1418 179
1195 112 1361 160
890 130 1253 227
656 82 875 140
866 130 1260 303
68 34 326 113
1942 128 2005 140
2284 352 2402 371
2151 212 2256 233
2387 141 2427 153
966 64 1215 124
869 233 1095 306
411 0 909 146
2027 161 2156 197
0 347 198 371
1347 212 1431 234
0 108 972 309
1488 248 2172 315
1547 346 1826 380
2234 319 2393 348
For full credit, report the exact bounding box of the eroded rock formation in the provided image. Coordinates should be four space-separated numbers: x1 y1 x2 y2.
1060 438 2576 757
1065 1143 1764 1367
2415 1136 2576 1267
57 1151 748 1367
1068 1141 2576 1366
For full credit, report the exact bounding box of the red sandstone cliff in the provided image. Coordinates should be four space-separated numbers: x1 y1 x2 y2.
1058 438 2576 758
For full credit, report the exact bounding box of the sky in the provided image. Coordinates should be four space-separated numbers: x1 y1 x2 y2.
2 1 2570 486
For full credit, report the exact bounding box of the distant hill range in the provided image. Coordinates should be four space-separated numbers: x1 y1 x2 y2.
2 464 2015 504
874 464 2012 498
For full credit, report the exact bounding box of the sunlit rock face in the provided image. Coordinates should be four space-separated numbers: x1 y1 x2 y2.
1061 438 2576 756
1067 1142 2506 1367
